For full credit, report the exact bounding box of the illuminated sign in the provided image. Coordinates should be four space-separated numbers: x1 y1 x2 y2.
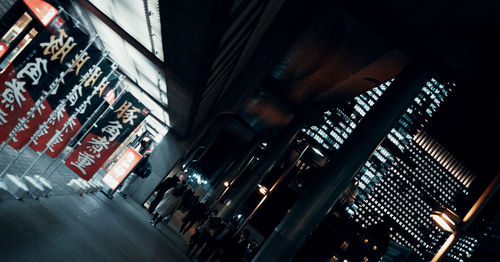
0 42 8 59
102 147 142 190
104 89 115 104
24 0 58 27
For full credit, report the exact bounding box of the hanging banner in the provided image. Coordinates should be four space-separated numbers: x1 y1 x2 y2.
29 58 116 156
0 13 91 148
65 92 149 180
102 147 142 190
11 14 93 149
41 70 120 158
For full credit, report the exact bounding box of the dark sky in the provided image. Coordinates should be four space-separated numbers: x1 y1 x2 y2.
427 74 499 195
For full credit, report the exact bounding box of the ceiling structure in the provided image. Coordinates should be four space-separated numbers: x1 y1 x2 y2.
60 0 500 147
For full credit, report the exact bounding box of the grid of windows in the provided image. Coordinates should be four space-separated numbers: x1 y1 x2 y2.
303 78 477 261
303 80 391 151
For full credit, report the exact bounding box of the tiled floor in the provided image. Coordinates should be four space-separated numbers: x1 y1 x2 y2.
0 145 191 262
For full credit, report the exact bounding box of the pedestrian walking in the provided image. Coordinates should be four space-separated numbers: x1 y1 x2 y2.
148 174 180 212
150 183 184 226
179 199 207 234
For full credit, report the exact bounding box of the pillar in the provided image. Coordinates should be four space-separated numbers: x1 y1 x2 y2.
202 137 262 207
252 60 432 261
218 116 304 219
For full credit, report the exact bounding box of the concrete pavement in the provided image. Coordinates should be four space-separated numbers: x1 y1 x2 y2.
0 144 191 262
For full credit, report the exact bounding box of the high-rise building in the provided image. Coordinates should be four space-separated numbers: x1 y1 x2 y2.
303 78 478 261
382 240 421 262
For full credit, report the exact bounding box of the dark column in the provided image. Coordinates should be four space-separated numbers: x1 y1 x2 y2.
218 117 304 219
252 60 432 262
202 138 262 207
200 153 236 203
179 113 234 178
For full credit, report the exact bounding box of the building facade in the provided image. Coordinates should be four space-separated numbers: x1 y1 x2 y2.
304 78 478 261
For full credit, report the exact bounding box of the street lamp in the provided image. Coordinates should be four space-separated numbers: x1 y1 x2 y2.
430 206 460 233
430 173 499 262
236 144 311 233
258 184 268 195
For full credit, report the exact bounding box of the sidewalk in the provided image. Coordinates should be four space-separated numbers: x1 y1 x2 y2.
0 144 192 262
0 188 192 262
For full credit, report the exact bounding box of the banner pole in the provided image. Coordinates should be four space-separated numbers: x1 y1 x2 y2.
20 64 118 179
0 35 98 153
0 52 108 178
40 75 125 179
43 79 128 180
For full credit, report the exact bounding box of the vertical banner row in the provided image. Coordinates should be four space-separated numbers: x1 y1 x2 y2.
0 13 90 147
65 92 149 180
30 58 118 158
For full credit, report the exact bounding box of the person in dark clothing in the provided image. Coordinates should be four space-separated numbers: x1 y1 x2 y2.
179 199 207 234
186 214 222 260
118 151 152 198
148 174 180 213
138 137 152 155
220 229 250 262
179 188 195 211
197 219 237 262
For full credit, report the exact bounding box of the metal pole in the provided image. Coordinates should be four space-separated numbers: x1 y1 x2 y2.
43 82 127 180
218 117 303 220
0 35 97 153
40 75 125 178
237 145 309 233
207 137 265 208
0 53 108 178
431 233 456 262
214 156 257 207
20 64 118 178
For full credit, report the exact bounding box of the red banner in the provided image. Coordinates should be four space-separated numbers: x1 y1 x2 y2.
101 147 142 190
0 13 91 149
44 118 82 158
29 107 73 152
9 100 53 149
64 92 149 180
0 64 54 147
29 59 117 156
65 133 121 181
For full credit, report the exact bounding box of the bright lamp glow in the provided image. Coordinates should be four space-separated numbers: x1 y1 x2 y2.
312 147 324 157
258 184 268 195
430 207 460 233
430 213 454 232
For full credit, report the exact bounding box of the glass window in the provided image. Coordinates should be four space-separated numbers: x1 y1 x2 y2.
0 12 36 72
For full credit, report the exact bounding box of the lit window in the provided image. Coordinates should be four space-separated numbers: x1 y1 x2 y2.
0 12 37 72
